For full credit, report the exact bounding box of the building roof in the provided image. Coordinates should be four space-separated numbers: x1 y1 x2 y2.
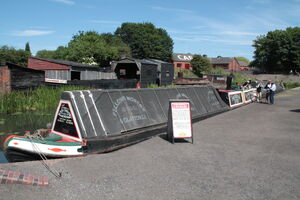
209 57 235 64
29 57 113 72
237 60 249 67
31 57 101 68
172 53 194 62
111 58 163 71
4 62 45 73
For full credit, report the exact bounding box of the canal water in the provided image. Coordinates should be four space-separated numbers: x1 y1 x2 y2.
0 111 55 163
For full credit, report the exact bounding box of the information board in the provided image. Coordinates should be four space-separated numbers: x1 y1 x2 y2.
168 100 193 143
228 91 244 107
243 89 256 103
53 102 79 139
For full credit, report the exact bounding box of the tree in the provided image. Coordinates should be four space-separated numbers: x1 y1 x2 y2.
36 49 56 59
115 22 173 62
252 27 300 73
25 42 31 55
191 54 212 76
66 31 131 66
0 45 30 66
236 57 250 64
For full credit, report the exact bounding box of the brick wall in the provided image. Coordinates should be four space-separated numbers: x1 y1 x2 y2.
0 66 11 93
173 61 192 70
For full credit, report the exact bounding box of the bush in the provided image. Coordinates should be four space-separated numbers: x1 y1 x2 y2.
283 82 300 89
210 67 229 75
174 68 199 78
191 55 212 76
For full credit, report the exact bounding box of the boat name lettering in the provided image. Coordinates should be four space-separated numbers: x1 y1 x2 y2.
207 90 220 106
58 104 72 119
112 96 146 118
122 114 147 123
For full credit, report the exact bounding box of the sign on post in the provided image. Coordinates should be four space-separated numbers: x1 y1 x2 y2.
167 100 193 144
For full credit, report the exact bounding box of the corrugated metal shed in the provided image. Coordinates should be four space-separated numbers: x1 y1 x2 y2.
112 58 174 87
28 57 116 81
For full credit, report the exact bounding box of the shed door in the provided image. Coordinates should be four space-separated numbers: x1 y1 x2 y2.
71 71 81 80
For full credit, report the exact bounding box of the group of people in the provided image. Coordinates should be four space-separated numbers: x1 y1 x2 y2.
249 80 276 104
226 73 277 104
258 80 277 104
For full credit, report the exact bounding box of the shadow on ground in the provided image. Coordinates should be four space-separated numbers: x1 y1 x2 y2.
290 109 300 113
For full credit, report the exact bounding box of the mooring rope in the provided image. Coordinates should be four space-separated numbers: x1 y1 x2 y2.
25 131 62 178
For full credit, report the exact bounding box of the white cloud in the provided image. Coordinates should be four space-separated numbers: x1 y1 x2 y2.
50 0 75 5
89 20 121 24
173 36 252 46
220 31 260 36
12 30 54 36
151 6 194 14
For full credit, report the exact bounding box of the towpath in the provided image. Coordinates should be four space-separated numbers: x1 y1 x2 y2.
1 88 300 200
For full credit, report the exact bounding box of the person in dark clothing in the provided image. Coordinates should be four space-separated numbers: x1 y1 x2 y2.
226 73 234 90
256 82 262 102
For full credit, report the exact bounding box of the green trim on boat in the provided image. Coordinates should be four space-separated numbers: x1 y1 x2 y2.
44 133 63 142
8 136 81 146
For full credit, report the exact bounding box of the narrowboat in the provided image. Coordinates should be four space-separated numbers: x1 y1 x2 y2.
4 86 229 162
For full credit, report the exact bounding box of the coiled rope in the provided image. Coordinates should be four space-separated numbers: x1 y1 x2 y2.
25 131 62 178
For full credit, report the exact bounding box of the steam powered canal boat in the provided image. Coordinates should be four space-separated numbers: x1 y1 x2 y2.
4 86 229 162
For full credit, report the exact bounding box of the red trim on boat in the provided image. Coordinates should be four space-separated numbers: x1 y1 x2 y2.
48 148 66 152
3 135 25 150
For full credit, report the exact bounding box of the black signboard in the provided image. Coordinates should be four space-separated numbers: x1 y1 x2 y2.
53 102 79 138
228 92 243 107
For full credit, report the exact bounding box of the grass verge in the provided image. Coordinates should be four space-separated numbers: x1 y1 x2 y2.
0 85 88 114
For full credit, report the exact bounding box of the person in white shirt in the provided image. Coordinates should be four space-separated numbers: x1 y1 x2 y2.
265 80 277 104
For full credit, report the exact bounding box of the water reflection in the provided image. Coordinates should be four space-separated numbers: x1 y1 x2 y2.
0 111 55 162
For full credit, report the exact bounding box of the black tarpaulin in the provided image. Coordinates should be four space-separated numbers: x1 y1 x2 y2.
54 86 229 139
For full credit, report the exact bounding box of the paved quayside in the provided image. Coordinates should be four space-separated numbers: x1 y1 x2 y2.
0 88 300 200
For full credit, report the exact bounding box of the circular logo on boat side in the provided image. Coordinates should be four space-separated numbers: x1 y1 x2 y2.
112 96 147 124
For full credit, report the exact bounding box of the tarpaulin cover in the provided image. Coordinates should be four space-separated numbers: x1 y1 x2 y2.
56 85 229 139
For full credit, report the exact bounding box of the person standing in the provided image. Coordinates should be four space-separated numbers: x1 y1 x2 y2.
256 82 263 102
265 80 276 104
226 73 234 90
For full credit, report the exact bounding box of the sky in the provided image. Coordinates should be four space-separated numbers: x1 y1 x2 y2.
1 0 300 60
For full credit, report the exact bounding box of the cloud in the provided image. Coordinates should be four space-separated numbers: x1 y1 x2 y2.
173 36 252 46
151 6 194 14
220 31 260 36
89 20 121 24
50 0 75 5
252 0 271 4
12 30 54 36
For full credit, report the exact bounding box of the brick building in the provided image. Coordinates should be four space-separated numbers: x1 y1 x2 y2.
209 57 240 71
0 62 45 93
172 54 245 72
172 53 193 70
237 60 250 71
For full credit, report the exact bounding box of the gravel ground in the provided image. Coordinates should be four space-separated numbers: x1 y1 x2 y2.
1 88 300 200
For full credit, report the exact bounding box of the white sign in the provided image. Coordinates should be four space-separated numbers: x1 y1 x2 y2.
170 101 192 138
177 55 193 61
45 78 67 84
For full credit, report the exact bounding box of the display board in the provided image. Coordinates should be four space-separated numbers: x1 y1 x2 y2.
228 91 244 107
53 101 80 140
243 89 256 103
167 100 193 143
